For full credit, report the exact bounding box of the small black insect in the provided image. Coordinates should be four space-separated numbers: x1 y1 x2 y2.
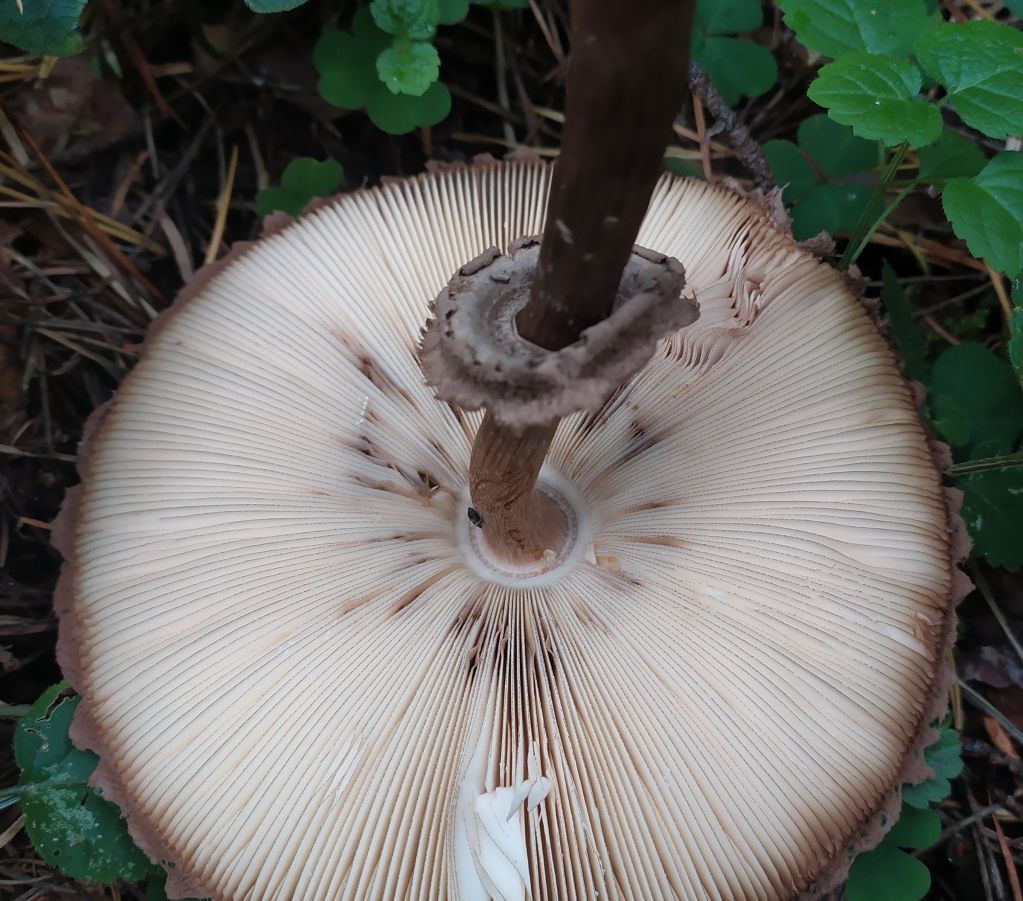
467 507 485 528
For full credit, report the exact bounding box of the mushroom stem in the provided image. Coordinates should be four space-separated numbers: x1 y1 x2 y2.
469 413 565 564
468 0 696 563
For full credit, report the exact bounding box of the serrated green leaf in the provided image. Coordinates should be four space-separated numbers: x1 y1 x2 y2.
778 0 932 59
916 21 1023 140
809 53 942 148
846 845 931 901
377 39 439 95
694 37 777 106
367 79 450 133
244 0 307 11
902 775 951 808
371 0 437 40
885 805 941 848
790 182 872 240
917 129 986 181
0 0 86 55
763 140 817 203
22 786 153 884
943 152 1023 277
796 114 877 178
695 0 762 34
881 261 929 382
929 343 1023 456
437 0 469 23
958 468 1023 570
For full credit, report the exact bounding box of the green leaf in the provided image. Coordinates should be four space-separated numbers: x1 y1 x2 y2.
694 37 777 106
663 156 705 179
0 0 86 56
367 79 451 133
796 114 876 178
884 805 941 848
958 468 1023 570
377 39 440 95
22 786 153 883
695 0 763 34
929 343 1023 456
846 845 930 901
790 182 872 240
925 727 964 781
902 775 951 808
916 21 1023 140
437 0 469 24
943 152 1023 278
14 685 95 785
257 158 344 217
244 0 307 11
314 30 382 109
881 261 928 383
777 0 932 59
1009 308 1023 379
371 0 438 40
281 157 344 197
14 688 154 885
808 53 942 148
917 130 986 181
763 140 817 204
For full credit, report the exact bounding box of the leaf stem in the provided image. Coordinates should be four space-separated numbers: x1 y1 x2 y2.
838 142 909 270
950 451 1023 475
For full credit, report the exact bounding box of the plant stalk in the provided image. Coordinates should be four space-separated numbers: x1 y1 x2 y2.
468 0 696 564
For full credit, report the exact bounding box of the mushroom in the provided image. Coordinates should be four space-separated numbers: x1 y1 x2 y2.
54 159 968 900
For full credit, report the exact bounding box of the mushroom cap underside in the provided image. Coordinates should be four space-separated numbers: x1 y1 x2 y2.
56 162 964 901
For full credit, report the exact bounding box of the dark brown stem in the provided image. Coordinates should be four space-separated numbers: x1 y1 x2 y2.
469 0 696 564
687 63 775 191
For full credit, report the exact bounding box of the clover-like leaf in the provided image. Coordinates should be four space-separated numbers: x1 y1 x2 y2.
790 182 872 240
885 804 941 849
695 37 777 106
695 0 762 33
692 0 776 106
943 152 1023 278
904 725 961 808
958 468 1023 571
367 79 451 134
257 157 344 218
244 0 307 11
437 0 469 24
917 129 986 181
808 53 942 147
916 21 1023 140
778 0 933 59
846 845 931 901
0 0 86 55
795 114 876 179
763 140 818 204
377 39 440 95
371 0 437 40
929 343 1023 456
